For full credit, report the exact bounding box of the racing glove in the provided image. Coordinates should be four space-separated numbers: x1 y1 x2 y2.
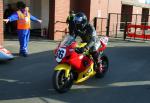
75 47 85 54
75 47 88 54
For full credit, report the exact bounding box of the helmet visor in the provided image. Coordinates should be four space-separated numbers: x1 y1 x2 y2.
74 17 82 24
74 17 83 29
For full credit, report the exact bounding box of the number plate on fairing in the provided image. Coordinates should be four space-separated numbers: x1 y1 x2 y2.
56 48 66 62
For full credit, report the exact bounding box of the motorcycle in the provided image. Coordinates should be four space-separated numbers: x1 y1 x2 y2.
53 35 109 93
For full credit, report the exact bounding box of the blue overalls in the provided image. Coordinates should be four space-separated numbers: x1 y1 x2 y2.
8 12 40 56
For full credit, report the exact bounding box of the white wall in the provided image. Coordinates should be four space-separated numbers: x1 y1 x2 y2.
30 0 41 29
30 0 49 29
41 0 49 29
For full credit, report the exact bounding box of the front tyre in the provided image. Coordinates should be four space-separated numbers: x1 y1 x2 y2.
53 70 74 93
95 55 109 78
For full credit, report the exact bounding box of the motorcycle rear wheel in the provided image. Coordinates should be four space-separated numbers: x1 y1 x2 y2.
53 70 74 93
95 55 109 78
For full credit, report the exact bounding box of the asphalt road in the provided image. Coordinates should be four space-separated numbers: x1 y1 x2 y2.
0 38 150 103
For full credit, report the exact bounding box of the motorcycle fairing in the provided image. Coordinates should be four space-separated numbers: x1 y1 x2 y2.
74 63 96 84
54 63 71 78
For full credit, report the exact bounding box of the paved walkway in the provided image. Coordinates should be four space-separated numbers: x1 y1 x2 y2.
3 37 150 56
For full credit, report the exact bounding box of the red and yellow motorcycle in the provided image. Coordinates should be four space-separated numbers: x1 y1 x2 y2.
53 35 109 93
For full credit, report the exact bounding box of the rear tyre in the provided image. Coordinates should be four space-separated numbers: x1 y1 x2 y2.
53 70 74 93
95 55 109 78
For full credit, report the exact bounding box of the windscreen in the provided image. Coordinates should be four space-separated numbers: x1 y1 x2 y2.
60 35 75 46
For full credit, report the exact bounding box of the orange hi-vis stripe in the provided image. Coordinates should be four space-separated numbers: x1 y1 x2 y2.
17 9 31 29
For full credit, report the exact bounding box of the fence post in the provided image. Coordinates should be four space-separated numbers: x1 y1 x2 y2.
123 21 127 40
115 14 119 38
106 13 110 37
143 19 146 40
94 17 97 30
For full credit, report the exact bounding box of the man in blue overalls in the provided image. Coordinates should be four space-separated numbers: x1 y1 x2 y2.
4 1 42 57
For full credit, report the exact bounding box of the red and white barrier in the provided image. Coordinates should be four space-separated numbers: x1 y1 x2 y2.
126 24 150 40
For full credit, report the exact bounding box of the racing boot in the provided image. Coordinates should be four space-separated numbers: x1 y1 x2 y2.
94 59 103 73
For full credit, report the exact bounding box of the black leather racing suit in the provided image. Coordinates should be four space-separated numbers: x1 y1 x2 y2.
72 23 101 66
66 14 75 35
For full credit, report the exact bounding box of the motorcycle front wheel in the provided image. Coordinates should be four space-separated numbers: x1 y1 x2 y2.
53 70 74 93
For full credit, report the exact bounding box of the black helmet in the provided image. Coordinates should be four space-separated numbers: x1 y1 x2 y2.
16 1 26 9
74 12 87 30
